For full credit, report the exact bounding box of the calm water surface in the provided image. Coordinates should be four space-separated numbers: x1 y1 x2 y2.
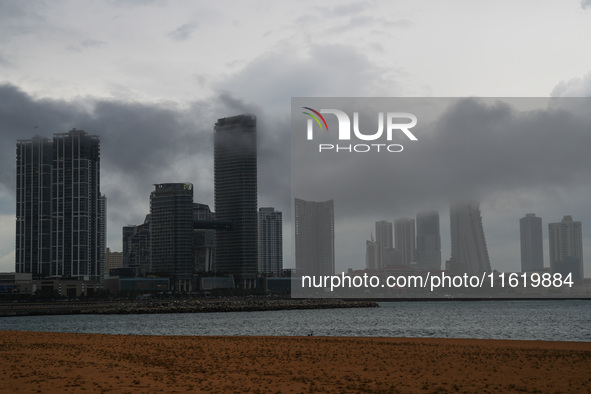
0 300 589 342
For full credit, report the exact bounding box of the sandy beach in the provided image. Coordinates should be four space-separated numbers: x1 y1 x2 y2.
1 330 590 392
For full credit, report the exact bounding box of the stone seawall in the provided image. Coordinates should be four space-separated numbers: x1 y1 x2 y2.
0 298 378 317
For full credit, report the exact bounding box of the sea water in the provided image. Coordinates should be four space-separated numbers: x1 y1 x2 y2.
0 299 589 342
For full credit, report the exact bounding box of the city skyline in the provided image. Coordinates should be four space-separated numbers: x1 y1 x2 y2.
1 3 591 277
8 115 590 279
6 118 591 279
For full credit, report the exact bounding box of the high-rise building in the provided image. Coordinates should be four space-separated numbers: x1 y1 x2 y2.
548 215 583 280
106 248 123 271
365 234 379 270
520 213 544 272
52 129 104 282
192 203 216 273
16 129 105 282
98 195 107 285
16 136 53 278
123 215 151 272
375 220 393 268
395 218 415 265
295 198 334 276
214 114 258 286
448 201 491 275
150 183 194 291
258 207 283 276
416 210 441 270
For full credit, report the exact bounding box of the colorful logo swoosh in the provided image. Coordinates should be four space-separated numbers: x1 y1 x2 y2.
302 107 328 131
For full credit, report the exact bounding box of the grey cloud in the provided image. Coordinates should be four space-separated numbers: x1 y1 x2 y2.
320 2 374 17
382 19 414 28
582 0 591 9
551 71 591 97
0 1 45 40
106 0 166 7
217 44 402 114
168 23 198 41
0 54 15 68
82 39 107 48
215 44 403 219
293 98 591 220
0 84 289 252
326 16 413 35
67 40 107 52
0 1 29 19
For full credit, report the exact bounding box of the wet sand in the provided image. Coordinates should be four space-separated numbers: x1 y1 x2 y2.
1 330 590 392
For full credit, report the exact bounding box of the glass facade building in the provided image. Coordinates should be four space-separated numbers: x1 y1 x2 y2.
150 183 194 291
16 129 105 282
213 114 258 286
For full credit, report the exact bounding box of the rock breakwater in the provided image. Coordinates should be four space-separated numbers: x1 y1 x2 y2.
1 298 378 317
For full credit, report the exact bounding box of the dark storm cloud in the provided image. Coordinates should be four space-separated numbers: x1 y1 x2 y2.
292 98 591 221
0 84 290 251
291 97 591 271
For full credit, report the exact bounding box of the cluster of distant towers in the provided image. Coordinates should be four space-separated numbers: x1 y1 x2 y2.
364 204 584 280
15 115 288 290
365 203 491 275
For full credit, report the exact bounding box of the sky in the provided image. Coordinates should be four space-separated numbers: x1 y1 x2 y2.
1 0 590 275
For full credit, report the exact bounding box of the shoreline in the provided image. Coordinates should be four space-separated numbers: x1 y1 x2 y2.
1 330 590 392
0 298 378 317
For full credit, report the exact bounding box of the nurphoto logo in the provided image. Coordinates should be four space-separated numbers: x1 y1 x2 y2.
302 106 418 153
